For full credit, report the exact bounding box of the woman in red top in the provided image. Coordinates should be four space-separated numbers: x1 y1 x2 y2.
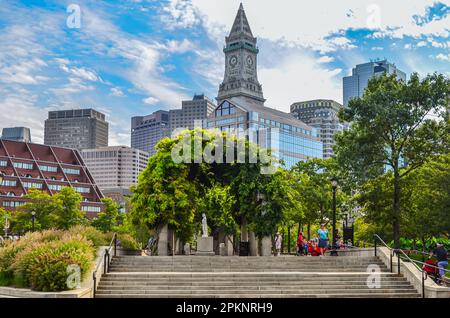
297 232 304 256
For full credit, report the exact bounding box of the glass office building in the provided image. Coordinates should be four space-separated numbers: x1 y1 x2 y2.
206 100 323 169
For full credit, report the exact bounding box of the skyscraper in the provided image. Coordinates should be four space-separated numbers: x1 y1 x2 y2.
343 60 407 106
81 146 149 191
1 127 32 143
131 110 169 156
169 94 216 135
291 99 348 159
44 109 109 151
206 3 323 169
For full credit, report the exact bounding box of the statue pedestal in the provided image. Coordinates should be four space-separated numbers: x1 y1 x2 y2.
197 237 214 256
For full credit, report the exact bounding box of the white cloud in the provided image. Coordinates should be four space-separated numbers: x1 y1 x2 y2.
371 46 384 51
110 87 125 97
404 43 412 49
317 55 335 63
175 0 449 52
56 58 101 82
417 40 427 47
161 0 201 30
259 53 342 110
435 53 450 61
143 96 160 105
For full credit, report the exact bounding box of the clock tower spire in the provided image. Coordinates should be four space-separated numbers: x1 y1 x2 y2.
217 3 265 106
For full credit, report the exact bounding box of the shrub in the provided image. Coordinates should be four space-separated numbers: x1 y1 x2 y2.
117 234 141 250
68 225 110 247
12 234 95 291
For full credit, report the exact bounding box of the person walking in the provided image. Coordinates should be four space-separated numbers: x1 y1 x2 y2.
297 232 305 256
275 232 282 256
430 243 448 285
317 224 329 256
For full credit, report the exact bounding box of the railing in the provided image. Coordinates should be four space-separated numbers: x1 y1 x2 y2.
92 233 117 298
373 234 450 298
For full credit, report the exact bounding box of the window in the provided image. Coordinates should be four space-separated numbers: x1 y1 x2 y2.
63 168 80 175
39 165 58 173
0 160 7 167
2 201 25 208
23 182 43 189
74 187 90 193
48 184 62 191
13 162 33 170
1 180 16 187
82 206 101 212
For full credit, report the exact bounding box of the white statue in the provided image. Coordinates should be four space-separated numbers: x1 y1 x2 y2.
202 213 208 237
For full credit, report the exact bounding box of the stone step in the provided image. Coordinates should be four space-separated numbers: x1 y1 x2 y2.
97 284 415 290
94 288 418 295
98 280 411 286
94 293 421 298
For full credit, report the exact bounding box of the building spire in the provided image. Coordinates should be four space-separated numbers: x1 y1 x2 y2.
228 2 253 40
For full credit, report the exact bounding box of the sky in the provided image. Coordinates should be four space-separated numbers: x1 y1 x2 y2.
0 0 449 146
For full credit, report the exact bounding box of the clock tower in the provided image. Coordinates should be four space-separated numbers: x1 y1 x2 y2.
217 3 265 106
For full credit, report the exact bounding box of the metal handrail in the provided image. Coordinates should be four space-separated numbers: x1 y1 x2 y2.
373 234 449 298
92 233 117 298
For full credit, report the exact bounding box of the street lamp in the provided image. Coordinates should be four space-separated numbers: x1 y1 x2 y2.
330 177 338 256
31 211 36 232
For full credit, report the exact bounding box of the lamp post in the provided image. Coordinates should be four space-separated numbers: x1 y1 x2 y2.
330 177 338 256
31 211 36 232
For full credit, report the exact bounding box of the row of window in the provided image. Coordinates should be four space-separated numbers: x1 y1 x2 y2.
74 187 90 193
13 162 34 170
39 165 58 172
82 206 101 212
23 182 43 189
0 160 7 167
2 201 25 208
1 180 17 187
63 168 80 175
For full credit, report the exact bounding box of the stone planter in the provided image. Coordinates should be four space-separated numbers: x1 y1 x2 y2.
116 248 142 256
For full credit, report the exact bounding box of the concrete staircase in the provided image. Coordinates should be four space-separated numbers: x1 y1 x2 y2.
95 255 420 298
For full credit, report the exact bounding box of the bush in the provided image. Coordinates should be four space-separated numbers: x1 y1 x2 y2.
117 234 141 250
12 234 95 291
68 225 111 247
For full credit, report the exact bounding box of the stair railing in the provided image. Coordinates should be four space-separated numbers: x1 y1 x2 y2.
373 234 450 298
92 233 117 298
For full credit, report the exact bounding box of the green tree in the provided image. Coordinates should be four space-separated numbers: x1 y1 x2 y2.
335 72 449 248
13 189 61 232
52 187 85 230
91 197 121 232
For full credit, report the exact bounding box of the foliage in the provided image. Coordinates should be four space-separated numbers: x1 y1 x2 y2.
117 233 141 250
68 225 111 247
11 188 87 232
12 234 94 291
0 229 97 291
91 197 121 233
335 72 449 247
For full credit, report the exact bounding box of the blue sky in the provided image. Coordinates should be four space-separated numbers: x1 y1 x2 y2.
0 0 449 145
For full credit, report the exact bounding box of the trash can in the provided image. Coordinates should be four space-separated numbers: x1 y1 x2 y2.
239 241 249 256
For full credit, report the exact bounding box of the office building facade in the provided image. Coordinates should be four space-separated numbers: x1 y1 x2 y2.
206 4 323 169
1 127 32 143
0 139 104 217
131 110 169 156
44 109 109 151
343 60 407 106
291 100 348 159
81 146 149 191
169 94 216 135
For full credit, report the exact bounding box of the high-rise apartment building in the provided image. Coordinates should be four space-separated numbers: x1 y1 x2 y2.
131 110 169 156
0 139 104 218
291 100 348 159
343 60 406 106
44 109 109 151
81 146 149 191
1 127 32 143
169 94 216 135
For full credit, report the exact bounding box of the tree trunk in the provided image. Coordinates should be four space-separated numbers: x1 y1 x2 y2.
393 170 401 249
307 223 311 241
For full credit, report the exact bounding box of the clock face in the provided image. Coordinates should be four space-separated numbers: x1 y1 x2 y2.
229 55 238 67
246 55 253 67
